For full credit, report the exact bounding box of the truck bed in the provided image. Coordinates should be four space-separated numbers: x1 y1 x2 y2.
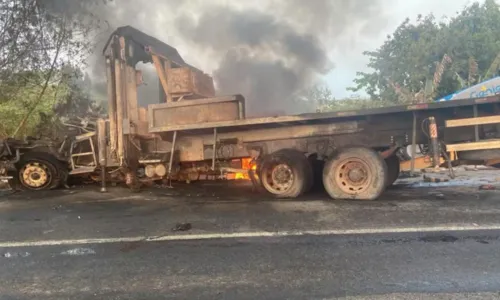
148 95 500 134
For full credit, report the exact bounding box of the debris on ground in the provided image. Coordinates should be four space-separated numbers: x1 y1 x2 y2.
465 166 479 171
434 193 446 199
421 167 448 173
0 180 9 190
172 222 192 232
399 171 421 179
479 184 496 190
423 175 450 183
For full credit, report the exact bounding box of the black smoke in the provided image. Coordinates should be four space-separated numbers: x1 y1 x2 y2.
87 0 390 116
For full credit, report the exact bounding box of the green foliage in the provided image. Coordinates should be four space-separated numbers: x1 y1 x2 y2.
0 71 69 138
349 0 500 103
0 0 109 137
317 97 394 112
299 84 394 112
0 67 104 139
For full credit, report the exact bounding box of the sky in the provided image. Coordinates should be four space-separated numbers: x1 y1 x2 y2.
324 0 481 99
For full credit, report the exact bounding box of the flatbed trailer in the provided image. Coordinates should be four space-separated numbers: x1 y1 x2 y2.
145 92 500 199
2 26 500 201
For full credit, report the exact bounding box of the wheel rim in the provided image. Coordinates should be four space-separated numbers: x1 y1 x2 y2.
262 163 294 194
334 158 372 195
20 161 52 189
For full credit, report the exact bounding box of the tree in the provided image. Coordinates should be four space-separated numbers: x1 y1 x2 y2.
0 66 104 139
348 0 500 104
297 84 389 112
0 70 68 138
0 0 108 137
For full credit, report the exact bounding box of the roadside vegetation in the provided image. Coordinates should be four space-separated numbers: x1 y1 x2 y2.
314 0 500 112
0 0 107 139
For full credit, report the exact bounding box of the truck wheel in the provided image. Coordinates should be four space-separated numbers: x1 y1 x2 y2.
322 147 387 200
385 154 400 187
10 153 66 191
259 149 313 198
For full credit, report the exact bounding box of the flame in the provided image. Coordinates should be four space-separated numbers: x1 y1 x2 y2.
235 172 246 180
241 157 252 170
229 158 255 180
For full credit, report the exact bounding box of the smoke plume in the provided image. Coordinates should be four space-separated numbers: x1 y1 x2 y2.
88 0 390 116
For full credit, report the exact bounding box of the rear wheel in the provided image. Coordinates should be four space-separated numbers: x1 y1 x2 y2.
322 147 387 200
385 154 400 187
259 149 313 198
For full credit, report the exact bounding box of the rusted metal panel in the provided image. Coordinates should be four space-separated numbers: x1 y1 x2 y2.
148 96 244 130
168 121 360 162
139 107 147 122
167 67 215 98
177 137 204 161
200 121 360 144
164 60 173 103
153 102 239 126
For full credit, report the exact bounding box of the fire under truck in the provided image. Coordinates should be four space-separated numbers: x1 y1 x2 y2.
2 26 500 200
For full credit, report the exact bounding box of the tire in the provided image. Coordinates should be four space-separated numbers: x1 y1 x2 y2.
322 147 387 200
385 154 400 187
258 149 313 198
9 152 67 191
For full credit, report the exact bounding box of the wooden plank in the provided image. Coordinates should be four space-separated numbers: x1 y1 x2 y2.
446 140 500 152
445 116 500 128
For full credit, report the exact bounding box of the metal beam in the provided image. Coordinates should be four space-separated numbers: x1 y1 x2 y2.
151 54 171 102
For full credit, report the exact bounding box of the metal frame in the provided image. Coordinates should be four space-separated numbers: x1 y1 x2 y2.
148 95 500 134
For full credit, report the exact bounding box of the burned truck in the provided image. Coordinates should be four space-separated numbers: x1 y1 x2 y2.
3 26 500 200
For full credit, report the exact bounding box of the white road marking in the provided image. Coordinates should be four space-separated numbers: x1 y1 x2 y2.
60 248 96 256
1 224 500 248
2 251 30 258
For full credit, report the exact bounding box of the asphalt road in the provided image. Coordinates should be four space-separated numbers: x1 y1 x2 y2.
2 170 500 299
2 231 500 299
